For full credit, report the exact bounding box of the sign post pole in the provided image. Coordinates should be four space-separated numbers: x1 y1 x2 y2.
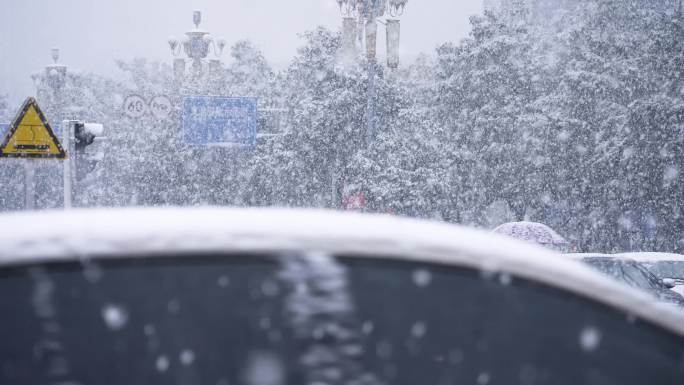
24 161 35 210
63 120 72 209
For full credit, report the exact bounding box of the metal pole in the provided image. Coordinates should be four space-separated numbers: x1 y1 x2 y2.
24 161 35 210
331 148 341 208
331 163 337 208
63 120 72 209
367 60 376 145
365 11 378 146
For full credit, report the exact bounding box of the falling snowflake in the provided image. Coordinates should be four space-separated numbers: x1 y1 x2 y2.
412 269 432 287
101 304 128 331
579 326 602 352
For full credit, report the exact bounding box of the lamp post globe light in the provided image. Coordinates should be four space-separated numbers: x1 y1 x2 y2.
168 10 227 81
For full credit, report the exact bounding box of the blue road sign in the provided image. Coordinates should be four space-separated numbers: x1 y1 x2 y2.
181 96 257 147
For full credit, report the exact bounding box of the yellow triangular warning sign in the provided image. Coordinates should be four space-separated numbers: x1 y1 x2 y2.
0 97 66 159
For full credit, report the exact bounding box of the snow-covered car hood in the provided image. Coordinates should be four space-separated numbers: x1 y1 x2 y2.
1 207 684 336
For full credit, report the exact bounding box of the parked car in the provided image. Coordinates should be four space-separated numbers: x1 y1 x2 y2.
1 209 683 385
619 253 684 296
565 254 684 308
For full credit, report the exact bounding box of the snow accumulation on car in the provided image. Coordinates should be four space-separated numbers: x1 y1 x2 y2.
0 208 683 385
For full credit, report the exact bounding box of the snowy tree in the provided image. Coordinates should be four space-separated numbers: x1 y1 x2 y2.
539 0 684 251
386 0 684 251
0 94 9 122
352 57 447 218
274 27 400 208
422 8 546 224
223 40 277 101
0 93 23 211
616 7 684 251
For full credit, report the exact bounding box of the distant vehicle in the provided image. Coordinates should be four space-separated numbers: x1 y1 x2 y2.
492 221 569 252
619 253 684 296
566 254 684 308
0 209 683 384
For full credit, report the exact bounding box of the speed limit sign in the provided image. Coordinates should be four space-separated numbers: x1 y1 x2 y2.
150 95 172 120
123 95 147 118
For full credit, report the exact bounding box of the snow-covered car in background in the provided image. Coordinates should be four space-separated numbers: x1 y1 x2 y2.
618 253 684 296
492 221 569 252
1 209 683 385
565 254 684 308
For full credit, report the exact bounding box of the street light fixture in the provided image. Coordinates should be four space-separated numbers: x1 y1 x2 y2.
388 0 408 16
337 0 359 17
338 0 409 19
168 10 226 80
335 0 406 66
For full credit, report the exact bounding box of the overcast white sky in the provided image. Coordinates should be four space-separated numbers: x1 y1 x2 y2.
1 0 484 106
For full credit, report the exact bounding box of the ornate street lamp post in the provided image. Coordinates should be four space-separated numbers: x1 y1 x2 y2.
168 11 227 82
331 0 408 210
31 48 68 122
335 0 408 144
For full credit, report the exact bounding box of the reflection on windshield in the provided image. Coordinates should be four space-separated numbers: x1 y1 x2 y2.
278 253 382 385
581 258 660 291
